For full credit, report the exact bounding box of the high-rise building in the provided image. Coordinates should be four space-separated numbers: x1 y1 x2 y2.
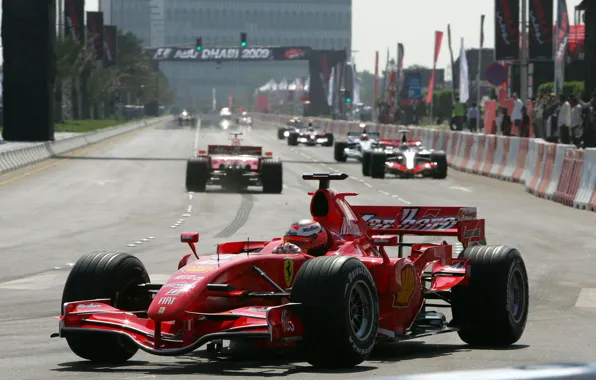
100 0 352 108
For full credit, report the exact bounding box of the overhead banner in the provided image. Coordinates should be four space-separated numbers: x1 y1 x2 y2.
103 25 117 67
529 0 554 60
64 0 84 43
148 46 312 61
86 11 104 60
494 0 520 60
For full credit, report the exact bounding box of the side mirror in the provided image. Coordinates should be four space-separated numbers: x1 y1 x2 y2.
181 232 199 259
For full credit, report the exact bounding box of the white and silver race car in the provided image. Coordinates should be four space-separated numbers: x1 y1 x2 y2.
333 131 380 162
237 112 253 127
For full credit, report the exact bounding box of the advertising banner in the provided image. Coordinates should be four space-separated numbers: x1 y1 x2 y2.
494 0 520 60
529 0 554 60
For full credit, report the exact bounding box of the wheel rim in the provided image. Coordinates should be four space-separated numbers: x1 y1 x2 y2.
349 280 374 341
507 267 526 323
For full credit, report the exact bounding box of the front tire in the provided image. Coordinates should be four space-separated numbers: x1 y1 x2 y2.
431 152 448 179
370 152 386 179
291 256 379 368
323 133 334 147
186 158 209 192
362 151 372 176
287 132 299 146
334 142 348 162
61 251 151 363
451 245 529 346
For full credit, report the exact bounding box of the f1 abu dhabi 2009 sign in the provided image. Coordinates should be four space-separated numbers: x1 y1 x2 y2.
149 46 312 62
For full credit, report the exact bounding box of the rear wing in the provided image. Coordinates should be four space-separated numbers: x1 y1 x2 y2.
228 132 244 140
207 145 262 156
351 205 485 247
348 131 380 138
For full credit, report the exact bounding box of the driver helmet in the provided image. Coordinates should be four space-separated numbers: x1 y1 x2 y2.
283 219 328 255
360 133 369 141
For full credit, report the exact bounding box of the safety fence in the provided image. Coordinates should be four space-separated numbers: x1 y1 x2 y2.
0 116 172 176
252 113 596 213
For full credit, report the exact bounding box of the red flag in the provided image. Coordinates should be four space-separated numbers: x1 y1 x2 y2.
426 31 444 104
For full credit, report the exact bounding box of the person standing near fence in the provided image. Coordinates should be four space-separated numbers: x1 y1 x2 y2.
558 94 572 144
511 93 523 136
570 95 583 147
467 103 479 132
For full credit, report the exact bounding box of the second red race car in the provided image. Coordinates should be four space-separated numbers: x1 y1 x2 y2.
54 172 529 369
185 132 282 193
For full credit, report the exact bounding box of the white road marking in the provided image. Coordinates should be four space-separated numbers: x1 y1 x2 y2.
66 263 75 267
141 238 148 242
380 191 389 195
188 193 193 200
127 243 136 247
363 182 372 187
576 288 596 308
182 213 191 217
449 186 472 192
302 154 311 159
134 241 143 244
170 225 177 228
147 236 155 239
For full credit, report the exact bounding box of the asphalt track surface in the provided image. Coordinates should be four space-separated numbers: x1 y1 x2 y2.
1 118 596 379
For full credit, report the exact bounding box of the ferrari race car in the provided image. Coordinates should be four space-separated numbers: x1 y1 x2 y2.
362 132 447 179
277 118 304 139
237 112 253 127
333 130 380 162
184 132 282 193
54 172 529 368
287 123 334 146
177 109 197 126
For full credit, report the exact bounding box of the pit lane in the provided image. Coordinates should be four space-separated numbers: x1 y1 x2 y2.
0 118 595 379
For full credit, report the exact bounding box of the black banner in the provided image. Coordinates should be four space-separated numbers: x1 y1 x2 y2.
529 0 554 60
64 0 84 43
494 0 520 60
148 46 312 61
103 25 117 67
86 11 104 60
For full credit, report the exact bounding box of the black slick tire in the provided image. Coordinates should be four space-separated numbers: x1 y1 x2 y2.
451 245 529 346
334 141 348 162
324 133 334 147
362 151 372 176
277 128 286 139
290 256 379 368
61 251 151 363
186 158 209 192
430 152 448 179
287 132 299 146
370 151 386 179
261 160 283 193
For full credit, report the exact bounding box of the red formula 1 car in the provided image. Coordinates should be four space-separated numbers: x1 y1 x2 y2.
54 173 529 368
185 132 282 193
363 132 448 179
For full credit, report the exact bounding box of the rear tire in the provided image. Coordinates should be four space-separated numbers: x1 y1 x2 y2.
291 256 379 368
186 158 209 192
61 251 151 363
287 132 299 146
431 152 448 179
261 160 283 193
451 245 529 346
334 142 348 162
370 152 386 179
362 151 372 176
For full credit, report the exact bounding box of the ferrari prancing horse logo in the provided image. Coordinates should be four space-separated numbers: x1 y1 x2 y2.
284 258 294 288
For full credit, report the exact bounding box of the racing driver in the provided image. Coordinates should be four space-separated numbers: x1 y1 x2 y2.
273 219 329 256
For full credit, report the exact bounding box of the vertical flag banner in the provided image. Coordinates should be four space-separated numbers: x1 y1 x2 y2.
426 31 444 105
459 38 470 103
103 25 117 68
87 11 105 60
529 0 554 60
64 0 85 43
374 51 379 108
477 14 485 131
555 0 569 95
494 0 520 60
397 43 405 102
447 24 456 104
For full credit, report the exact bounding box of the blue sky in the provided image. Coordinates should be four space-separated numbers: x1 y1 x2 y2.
0 0 586 74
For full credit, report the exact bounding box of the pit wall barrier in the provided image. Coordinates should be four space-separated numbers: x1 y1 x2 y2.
251 113 596 214
0 116 172 176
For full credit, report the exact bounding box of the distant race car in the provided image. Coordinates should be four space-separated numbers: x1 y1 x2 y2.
177 109 197 126
185 132 282 193
54 172 528 368
277 118 304 139
362 131 448 179
333 130 380 162
219 107 235 130
237 112 253 127
287 122 334 146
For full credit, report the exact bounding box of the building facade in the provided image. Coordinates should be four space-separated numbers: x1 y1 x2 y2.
100 0 352 109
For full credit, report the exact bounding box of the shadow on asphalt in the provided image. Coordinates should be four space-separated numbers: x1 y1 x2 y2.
52 342 529 376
